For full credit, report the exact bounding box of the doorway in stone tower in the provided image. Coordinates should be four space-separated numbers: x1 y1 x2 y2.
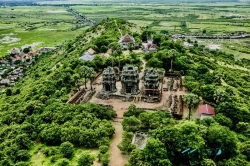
125 85 132 93
105 84 111 91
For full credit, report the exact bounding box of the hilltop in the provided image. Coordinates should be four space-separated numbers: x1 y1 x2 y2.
0 18 250 166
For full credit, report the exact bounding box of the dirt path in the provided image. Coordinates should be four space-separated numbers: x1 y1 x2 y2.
114 20 123 37
108 121 129 166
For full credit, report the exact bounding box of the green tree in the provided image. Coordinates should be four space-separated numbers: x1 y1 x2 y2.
16 150 30 162
217 157 248 166
129 149 143 166
213 89 227 104
56 158 70 166
60 141 74 158
117 131 136 153
87 67 96 90
146 57 162 68
101 152 110 166
122 116 141 132
138 112 155 128
40 123 61 145
127 42 134 52
6 89 12 96
80 66 90 89
214 74 224 85
207 124 238 159
100 45 108 53
73 74 81 90
201 159 216 166
168 49 177 72
14 161 30 166
214 113 233 128
77 151 95 166
23 47 30 53
123 104 144 117
200 84 216 102
183 93 200 120
15 89 21 95
143 138 171 166
141 30 156 42
235 122 250 137
98 145 109 161
239 141 250 161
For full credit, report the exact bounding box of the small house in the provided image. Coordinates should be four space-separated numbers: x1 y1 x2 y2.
198 104 215 120
79 48 96 61
142 40 157 51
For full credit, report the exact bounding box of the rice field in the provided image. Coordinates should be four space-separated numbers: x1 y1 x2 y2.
1 1 250 58
0 6 89 57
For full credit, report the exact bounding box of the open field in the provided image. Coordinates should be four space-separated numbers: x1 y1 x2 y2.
71 1 250 59
1 1 250 58
69 3 250 33
0 6 89 57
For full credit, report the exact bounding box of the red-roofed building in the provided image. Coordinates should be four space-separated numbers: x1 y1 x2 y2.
198 104 215 120
119 34 135 46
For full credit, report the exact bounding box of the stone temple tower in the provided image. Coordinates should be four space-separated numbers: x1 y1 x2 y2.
143 68 160 89
120 64 140 95
101 66 117 93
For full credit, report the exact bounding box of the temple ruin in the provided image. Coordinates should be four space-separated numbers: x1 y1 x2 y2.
143 68 160 89
120 64 140 95
140 68 163 102
131 131 149 150
101 66 117 93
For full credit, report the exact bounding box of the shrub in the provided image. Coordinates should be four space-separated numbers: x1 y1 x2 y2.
77 151 95 166
60 141 74 158
56 158 70 166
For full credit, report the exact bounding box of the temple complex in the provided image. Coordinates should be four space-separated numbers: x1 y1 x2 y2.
120 64 140 95
94 66 166 103
101 67 117 93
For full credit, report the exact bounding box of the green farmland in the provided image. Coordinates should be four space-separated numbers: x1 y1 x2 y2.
1 1 250 58
0 6 89 57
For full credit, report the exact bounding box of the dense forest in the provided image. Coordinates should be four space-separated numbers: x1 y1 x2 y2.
1 18 250 165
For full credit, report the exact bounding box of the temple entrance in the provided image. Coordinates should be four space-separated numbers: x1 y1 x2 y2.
105 84 111 91
125 85 132 93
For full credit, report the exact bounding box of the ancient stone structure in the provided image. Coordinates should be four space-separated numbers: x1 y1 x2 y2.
120 64 140 95
132 131 148 150
143 68 160 89
101 66 117 93
113 66 120 81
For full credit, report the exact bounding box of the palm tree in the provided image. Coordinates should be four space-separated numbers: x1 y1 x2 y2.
73 74 80 90
168 49 177 72
88 68 96 91
213 89 226 104
127 42 134 52
214 74 224 85
80 66 90 89
183 93 200 121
